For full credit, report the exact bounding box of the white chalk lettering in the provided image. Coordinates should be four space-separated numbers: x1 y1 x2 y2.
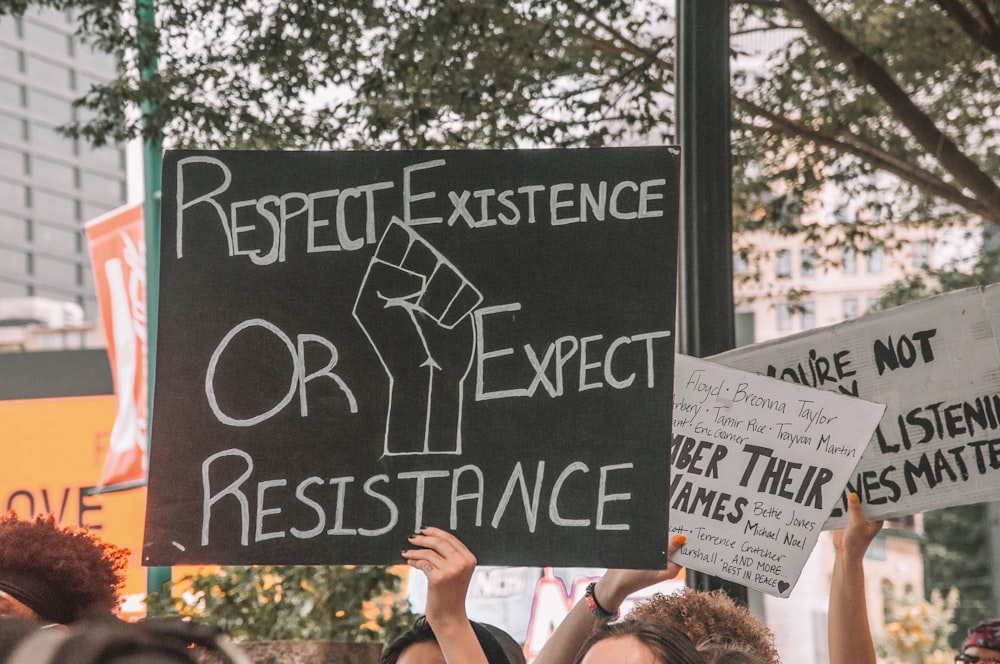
205 318 358 427
549 462 591 527
199 452 637 545
596 463 633 531
475 304 671 400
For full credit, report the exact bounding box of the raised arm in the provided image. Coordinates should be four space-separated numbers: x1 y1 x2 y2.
828 492 883 664
532 535 687 664
403 527 489 664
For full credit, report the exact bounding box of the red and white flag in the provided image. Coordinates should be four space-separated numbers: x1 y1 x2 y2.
85 202 148 488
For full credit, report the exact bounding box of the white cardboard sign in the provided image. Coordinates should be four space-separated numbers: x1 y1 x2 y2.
669 354 884 597
712 285 1000 529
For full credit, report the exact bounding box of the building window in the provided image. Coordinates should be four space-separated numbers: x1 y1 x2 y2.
81 201 111 221
913 240 931 269
34 221 78 255
0 112 26 141
801 247 816 277
0 279 28 298
0 79 25 107
74 42 116 72
33 254 76 284
81 144 124 170
31 188 77 222
0 15 21 39
26 89 73 126
843 298 859 319
0 177 28 208
842 245 857 274
25 54 72 89
0 246 29 277
21 20 71 57
776 249 791 278
30 156 76 190
777 303 793 331
76 71 105 94
0 44 22 74
29 122 76 154
80 170 124 204
0 212 28 243
0 146 27 177
733 250 749 276
867 245 885 273
867 296 881 313
801 301 815 330
735 311 755 347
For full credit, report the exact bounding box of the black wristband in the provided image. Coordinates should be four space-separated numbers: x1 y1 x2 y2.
584 582 619 620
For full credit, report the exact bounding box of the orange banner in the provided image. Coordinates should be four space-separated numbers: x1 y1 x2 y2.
84 203 148 487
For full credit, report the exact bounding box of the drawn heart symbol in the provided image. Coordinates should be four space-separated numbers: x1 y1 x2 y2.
777 581 790 594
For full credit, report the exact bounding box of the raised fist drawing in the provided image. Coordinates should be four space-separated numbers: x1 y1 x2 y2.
354 221 483 456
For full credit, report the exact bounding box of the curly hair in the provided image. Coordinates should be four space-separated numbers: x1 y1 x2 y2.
0 512 129 623
573 618 704 664
626 588 780 664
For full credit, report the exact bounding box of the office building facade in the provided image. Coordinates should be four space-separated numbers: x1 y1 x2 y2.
0 7 127 319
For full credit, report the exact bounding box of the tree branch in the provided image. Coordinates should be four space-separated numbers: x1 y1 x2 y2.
779 0 1000 224
734 94 998 221
969 0 1000 34
933 0 1000 56
559 0 666 61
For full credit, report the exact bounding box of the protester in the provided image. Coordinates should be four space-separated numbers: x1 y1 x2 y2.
957 619 1000 664
572 618 705 664
381 527 524 664
629 588 777 664
0 512 129 624
532 535 778 664
534 492 893 664
828 492 883 664
0 615 252 664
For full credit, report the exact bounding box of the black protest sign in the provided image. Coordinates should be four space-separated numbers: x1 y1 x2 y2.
712 285 1000 527
143 148 680 568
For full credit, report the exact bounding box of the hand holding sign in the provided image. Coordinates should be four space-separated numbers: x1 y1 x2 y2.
403 527 479 628
354 221 484 456
829 493 883 664
669 355 885 597
402 527 494 664
596 534 688 611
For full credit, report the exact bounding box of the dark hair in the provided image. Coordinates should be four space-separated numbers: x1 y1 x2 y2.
0 513 128 624
0 616 248 664
381 616 525 664
381 616 436 664
573 619 704 664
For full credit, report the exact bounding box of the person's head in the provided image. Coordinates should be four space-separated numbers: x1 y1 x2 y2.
380 616 525 664
626 589 779 664
0 512 129 624
0 616 248 664
959 619 1000 663
573 619 704 664
696 637 770 664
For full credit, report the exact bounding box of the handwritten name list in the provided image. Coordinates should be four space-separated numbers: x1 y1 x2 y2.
669 355 884 597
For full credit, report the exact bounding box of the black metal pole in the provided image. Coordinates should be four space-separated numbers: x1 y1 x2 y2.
676 0 745 603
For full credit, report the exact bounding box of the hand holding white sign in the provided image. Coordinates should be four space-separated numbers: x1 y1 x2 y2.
669 355 885 597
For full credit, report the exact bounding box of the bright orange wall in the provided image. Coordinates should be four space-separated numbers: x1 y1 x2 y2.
1 394 150 618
